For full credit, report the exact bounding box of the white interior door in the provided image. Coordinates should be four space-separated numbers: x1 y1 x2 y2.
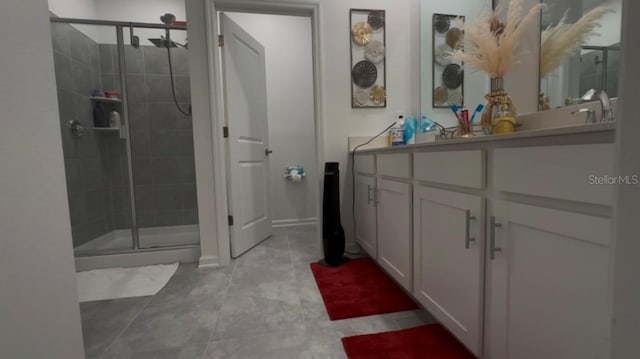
220 14 272 258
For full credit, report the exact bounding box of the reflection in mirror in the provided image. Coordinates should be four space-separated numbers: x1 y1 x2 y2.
420 0 492 127
539 0 621 110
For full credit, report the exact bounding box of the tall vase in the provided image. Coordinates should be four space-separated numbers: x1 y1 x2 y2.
482 77 517 134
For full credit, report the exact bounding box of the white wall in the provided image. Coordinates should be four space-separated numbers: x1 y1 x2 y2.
93 0 188 45
584 0 622 47
225 12 317 225
0 0 85 357
317 0 421 244
48 0 96 19
611 0 640 356
48 0 100 41
49 0 188 44
420 0 492 128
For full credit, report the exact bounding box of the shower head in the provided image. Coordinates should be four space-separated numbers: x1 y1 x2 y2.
160 13 176 25
148 37 179 48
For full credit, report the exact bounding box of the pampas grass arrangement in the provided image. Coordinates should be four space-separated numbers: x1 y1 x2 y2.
540 6 613 78
453 0 545 78
451 0 544 133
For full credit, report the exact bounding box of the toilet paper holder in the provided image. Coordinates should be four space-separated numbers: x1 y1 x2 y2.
284 166 305 182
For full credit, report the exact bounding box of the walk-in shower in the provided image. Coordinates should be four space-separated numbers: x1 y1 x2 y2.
49 16 199 268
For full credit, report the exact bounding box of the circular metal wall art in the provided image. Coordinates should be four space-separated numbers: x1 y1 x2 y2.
434 86 448 105
367 11 385 30
448 89 462 106
353 89 370 107
442 63 463 89
434 43 453 66
351 22 373 46
445 27 463 49
352 61 378 88
369 86 386 105
364 40 385 64
433 15 451 34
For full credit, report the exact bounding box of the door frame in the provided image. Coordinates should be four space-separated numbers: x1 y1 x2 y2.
200 0 324 266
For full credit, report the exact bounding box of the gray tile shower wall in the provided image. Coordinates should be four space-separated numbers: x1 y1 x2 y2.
100 43 197 229
51 22 120 248
53 21 197 248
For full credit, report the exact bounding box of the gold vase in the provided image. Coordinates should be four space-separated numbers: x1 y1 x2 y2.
482 77 517 134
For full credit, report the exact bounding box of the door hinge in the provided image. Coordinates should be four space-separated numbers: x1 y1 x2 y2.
223 126 229 138
228 215 234 226
218 35 224 47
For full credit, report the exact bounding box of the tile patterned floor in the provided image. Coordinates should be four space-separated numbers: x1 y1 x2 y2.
81 226 436 358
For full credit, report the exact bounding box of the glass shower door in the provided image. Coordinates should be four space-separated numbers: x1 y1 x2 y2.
126 26 200 248
51 21 135 253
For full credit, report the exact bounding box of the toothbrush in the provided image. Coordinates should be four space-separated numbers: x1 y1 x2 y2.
470 104 485 123
450 104 463 124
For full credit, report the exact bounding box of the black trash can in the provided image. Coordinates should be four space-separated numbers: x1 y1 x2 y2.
321 162 348 266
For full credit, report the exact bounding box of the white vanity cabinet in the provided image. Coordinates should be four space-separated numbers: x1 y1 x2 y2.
376 177 412 291
486 200 611 359
375 153 413 291
413 186 484 356
486 144 614 359
412 150 485 356
354 174 377 258
353 135 615 359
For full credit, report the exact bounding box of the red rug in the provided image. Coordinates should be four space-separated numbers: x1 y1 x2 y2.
309 257 418 320
342 324 475 359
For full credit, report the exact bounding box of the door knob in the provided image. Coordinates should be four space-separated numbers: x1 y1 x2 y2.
265 148 273 156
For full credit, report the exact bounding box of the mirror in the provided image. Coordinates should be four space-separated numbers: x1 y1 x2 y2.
539 0 622 110
420 0 492 127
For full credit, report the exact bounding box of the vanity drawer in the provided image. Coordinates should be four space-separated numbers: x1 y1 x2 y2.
414 150 484 189
493 144 614 205
354 154 375 175
377 153 410 179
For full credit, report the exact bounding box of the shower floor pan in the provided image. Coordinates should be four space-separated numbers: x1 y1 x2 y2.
75 224 200 252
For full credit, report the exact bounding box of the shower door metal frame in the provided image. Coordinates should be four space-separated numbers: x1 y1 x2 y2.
50 17 195 257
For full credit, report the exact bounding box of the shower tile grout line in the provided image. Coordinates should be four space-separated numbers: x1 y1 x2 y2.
200 257 239 359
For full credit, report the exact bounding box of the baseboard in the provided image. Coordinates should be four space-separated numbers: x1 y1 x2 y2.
198 255 221 268
272 217 318 228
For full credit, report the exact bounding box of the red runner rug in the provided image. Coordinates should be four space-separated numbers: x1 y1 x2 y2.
342 324 475 359
309 257 418 320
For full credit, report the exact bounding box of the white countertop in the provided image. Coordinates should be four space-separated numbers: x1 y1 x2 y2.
352 122 616 154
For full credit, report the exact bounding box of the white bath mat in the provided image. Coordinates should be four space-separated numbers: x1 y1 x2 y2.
76 262 179 303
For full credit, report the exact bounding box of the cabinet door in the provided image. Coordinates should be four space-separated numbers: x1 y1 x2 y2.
487 201 611 359
355 175 377 258
413 186 483 356
377 178 412 291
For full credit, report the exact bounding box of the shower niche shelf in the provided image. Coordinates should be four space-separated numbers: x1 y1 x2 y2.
90 96 122 104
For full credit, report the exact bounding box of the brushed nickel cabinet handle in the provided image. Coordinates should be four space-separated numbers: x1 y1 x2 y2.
465 210 476 249
490 216 503 260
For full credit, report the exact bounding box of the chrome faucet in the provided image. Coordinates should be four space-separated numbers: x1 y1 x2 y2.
426 121 448 141
427 121 447 135
580 89 615 122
